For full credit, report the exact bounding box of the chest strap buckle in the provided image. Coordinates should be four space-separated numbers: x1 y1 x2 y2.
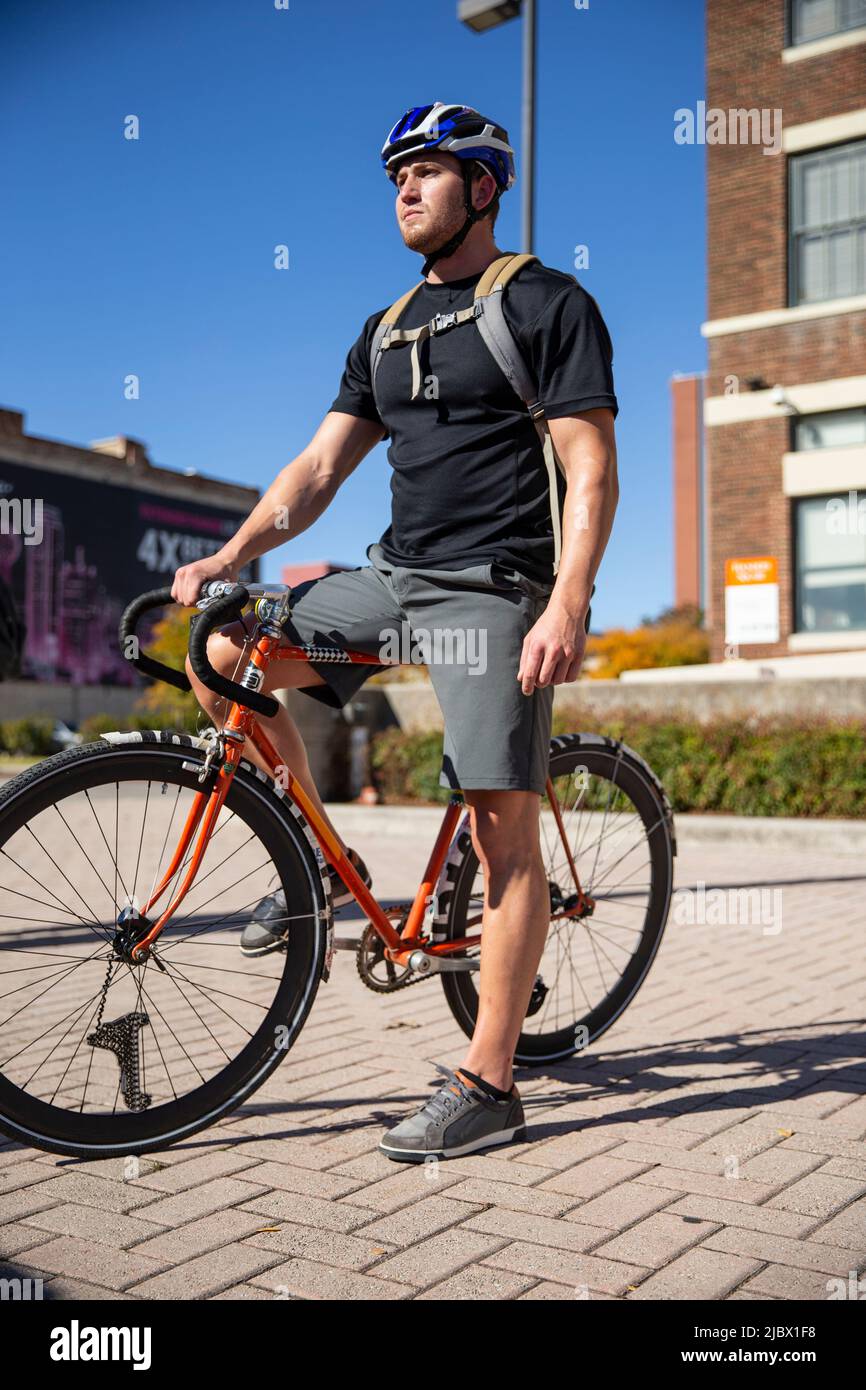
429 310 458 334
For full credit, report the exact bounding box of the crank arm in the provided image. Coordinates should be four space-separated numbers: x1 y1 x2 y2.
406 949 480 976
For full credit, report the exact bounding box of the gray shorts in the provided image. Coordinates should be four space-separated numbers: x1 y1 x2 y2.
279 542 556 795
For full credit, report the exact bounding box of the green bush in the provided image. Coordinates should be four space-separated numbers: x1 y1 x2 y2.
371 714 866 817
370 728 454 806
0 717 57 756
78 710 202 744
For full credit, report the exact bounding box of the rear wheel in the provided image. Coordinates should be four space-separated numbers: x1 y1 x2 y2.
441 734 675 1064
0 736 329 1157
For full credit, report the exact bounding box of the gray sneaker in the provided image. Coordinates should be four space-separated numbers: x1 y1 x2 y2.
378 1062 526 1163
239 847 372 957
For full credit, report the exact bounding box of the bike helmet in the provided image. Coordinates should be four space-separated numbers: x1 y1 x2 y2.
381 102 516 275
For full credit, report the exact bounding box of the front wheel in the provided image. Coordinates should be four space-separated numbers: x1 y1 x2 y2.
440 734 675 1064
0 733 331 1158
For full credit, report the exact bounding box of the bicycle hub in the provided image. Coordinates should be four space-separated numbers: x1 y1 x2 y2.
113 905 155 964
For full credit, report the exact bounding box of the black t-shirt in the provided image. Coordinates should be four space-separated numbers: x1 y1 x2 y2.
329 258 618 584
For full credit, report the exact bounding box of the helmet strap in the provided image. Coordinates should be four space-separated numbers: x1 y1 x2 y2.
420 162 489 278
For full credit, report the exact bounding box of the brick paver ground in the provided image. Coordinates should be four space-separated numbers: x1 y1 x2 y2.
1 821 864 1301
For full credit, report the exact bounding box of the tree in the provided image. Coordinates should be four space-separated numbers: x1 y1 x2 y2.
133 604 203 730
586 604 709 679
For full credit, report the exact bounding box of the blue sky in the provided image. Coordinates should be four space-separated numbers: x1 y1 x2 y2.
0 0 705 628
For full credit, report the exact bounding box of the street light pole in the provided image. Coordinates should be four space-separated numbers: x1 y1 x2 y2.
457 0 537 253
521 0 536 254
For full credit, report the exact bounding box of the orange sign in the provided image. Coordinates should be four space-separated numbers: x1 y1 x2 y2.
725 556 778 587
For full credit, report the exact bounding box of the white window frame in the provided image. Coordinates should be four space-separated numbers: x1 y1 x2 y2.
789 138 866 305
788 0 866 46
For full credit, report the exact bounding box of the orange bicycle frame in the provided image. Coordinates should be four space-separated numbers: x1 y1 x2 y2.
130 621 592 963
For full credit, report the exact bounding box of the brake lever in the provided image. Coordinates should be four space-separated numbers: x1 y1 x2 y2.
194 581 245 613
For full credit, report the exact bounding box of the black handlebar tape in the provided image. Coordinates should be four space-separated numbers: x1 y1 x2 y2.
118 587 192 694
187 587 280 719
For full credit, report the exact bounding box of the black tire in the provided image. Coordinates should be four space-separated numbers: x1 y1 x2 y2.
440 734 675 1065
0 734 331 1158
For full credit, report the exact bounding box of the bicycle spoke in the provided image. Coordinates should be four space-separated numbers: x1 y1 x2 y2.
0 754 319 1127
457 754 668 1045
1 845 106 940
156 955 266 1033
0 940 109 1054
84 786 131 913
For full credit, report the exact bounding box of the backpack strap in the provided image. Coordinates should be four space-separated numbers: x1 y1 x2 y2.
370 252 572 578
370 281 423 410
371 281 480 406
473 252 541 408
474 252 567 576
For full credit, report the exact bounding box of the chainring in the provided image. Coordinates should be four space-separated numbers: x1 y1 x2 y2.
355 919 431 994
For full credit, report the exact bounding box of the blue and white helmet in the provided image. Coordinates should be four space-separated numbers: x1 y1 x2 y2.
381 102 516 192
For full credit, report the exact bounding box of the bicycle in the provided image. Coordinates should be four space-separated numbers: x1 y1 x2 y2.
0 581 676 1158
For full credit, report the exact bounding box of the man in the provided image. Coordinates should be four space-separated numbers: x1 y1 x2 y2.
172 102 619 1162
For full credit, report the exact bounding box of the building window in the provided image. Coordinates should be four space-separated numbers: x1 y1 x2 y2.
794 494 866 631
794 407 866 449
789 139 866 304
789 0 866 45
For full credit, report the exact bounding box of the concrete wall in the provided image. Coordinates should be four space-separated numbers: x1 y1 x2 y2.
351 675 866 734
0 681 144 723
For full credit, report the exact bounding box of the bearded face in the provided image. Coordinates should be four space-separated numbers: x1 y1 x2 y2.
393 154 495 252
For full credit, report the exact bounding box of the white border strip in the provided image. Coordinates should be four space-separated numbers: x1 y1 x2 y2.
702 294 866 338
782 27 866 63
782 446 866 495
789 630 866 651
705 375 866 426
782 107 866 153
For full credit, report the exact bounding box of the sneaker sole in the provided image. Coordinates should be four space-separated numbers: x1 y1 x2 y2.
378 1124 527 1162
239 934 289 958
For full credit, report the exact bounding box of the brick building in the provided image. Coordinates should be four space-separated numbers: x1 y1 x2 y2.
700 0 866 661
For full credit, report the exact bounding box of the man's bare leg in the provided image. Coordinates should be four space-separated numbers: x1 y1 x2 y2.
456 789 550 1097
183 616 350 853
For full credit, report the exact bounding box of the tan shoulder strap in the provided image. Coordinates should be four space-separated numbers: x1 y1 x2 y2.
475 251 538 300
379 280 425 326
474 251 566 577
370 281 426 406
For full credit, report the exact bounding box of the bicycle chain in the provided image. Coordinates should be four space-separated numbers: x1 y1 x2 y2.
86 957 153 1112
355 919 437 994
91 957 114 1035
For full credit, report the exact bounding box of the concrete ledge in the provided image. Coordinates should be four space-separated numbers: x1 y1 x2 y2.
358 679 866 729
323 803 866 857
671 811 866 857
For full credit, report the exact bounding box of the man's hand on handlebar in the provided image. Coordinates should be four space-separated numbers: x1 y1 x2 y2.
171 554 239 609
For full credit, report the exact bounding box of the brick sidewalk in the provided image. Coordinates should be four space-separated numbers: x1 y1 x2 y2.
1 831 865 1301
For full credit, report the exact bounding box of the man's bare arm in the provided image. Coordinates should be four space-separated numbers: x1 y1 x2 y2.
517 407 618 693
171 412 385 606
547 407 618 624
